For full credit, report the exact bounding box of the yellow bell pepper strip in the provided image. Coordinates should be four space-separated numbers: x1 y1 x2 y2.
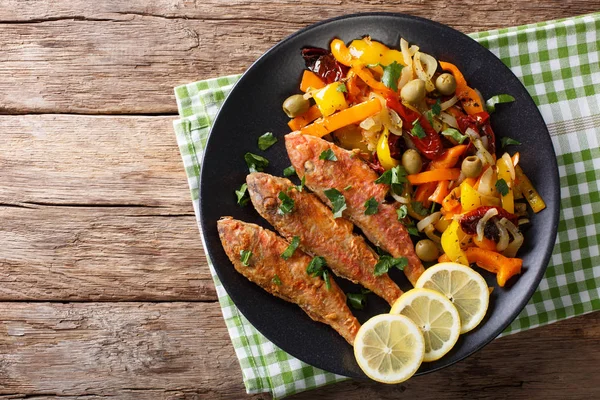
330 38 353 67
376 127 400 170
313 81 348 117
428 180 450 205
379 49 405 67
299 70 326 92
460 180 483 212
430 144 468 169
439 61 484 115
515 165 546 213
496 154 515 213
441 220 469 265
464 247 523 287
288 105 321 131
407 168 461 185
300 98 382 138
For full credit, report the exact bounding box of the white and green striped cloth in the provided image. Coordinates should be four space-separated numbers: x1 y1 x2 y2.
173 13 600 399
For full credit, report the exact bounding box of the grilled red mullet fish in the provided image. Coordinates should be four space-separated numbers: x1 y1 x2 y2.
217 217 360 345
285 132 424 286
246 172 402 305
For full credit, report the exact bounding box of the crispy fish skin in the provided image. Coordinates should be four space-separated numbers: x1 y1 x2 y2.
217 217 360 345
285 132 424 286
246 172 402 305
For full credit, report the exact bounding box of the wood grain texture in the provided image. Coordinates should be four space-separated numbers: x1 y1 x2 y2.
0 303 598 399
0 1 598 114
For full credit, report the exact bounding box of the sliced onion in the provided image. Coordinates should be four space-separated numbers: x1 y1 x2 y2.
403 132 418 151
518 218 530 226
502 152 516 181
477 166 496 196
419 52 438 78
413 52 435 92
417 211 442 232
400 38 412 69
398 65 413 90
455 171 466 186
388 109 403 135
481 136 489 149
501 218 524 257
465 127 480 140
467 128 494 166
424 224 442 244
359 117 376 131
476 208 498 241
440 96 458 110
494 219 510 252
439 112 459 129
409 44 420 56
391 192 410 204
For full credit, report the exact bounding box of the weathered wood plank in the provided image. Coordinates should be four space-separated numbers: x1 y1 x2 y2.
0 1 598 114
0 303 598 399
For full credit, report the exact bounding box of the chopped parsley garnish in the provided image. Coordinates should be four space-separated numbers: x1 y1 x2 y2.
432 98 442 116
381 61 404 91
296 176 306 192
281 236 300 260
347 292 367 310
396 204 408 220
336 83 347 93
441 128 469 144
240 250 252 266
257 132 277 151
344 184 353 191
364 197 379 215
373 255 408 276
501 137 521 147
272 275 282 285
306 256 331 290
406 223 420 237
486 94 515 113
244 152 269 173
277 191 295 214
235 183 250 207
496 178 509 196
410 119 426 139
283 165 296 177
324 188 347 218
425 110 434 125
411 201 429 216
374 165 407 195
319 148 338 161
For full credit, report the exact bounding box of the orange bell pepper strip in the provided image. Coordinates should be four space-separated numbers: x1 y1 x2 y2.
429 180 450 205
350 63 394 96
430 144 468 169
439 61 484 115
330 38 353 66
299 70 326 92
300 98 382 138
407 168 461 185
473 236 497 251
464 247 523 287
414 181 437 208
288 105 321 131
442 186 461 212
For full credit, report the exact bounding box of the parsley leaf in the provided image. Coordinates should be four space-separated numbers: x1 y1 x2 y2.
257 132 277 151
235 183 250 207
296 176 306 192
501 137 521 147
272 275 282 285
319 148 338 161
486 94 515 113
411 201 429 216
432 98 442 116
373 255 408 276
281 236 300 260
240 250 252 266
406 224 420 237
336 83 347 93
244 152 269 173
396 204 408 220
410 119 426 139
374 165 407 195
496 178 509 196
283 165 296 177
425 110 434 125
324 188 347 218
277 191 295 214
441 128 469 144
381 61 404 91
347 292 367 310
364 197 379 215
306 256 331 290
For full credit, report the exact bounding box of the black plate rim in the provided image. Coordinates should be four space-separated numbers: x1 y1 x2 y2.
199 12 560 379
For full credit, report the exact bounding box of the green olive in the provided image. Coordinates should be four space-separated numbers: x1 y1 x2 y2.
282 94 310 118
401 149 422 174
435 73 457 96
415 239 439 262
461 155 483 178
400 79 426 104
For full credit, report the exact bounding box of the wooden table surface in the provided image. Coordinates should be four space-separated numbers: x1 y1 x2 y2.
1 1 599 399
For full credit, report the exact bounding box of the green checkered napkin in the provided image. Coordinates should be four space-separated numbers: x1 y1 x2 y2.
173 12 600 399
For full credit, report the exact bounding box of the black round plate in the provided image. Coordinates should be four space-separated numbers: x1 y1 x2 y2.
200 13 560 379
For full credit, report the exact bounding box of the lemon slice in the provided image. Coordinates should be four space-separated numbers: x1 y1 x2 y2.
354 314 425 383
390 288 460 362
416 262 490 334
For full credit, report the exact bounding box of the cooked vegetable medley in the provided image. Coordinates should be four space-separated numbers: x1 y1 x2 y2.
283 36 546 287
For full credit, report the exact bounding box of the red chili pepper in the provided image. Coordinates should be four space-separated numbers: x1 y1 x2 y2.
386 95 443 160
459 206 519 236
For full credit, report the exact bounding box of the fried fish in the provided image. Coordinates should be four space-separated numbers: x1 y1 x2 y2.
285 132 425 286
217 217 360 345
246 172 403 305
